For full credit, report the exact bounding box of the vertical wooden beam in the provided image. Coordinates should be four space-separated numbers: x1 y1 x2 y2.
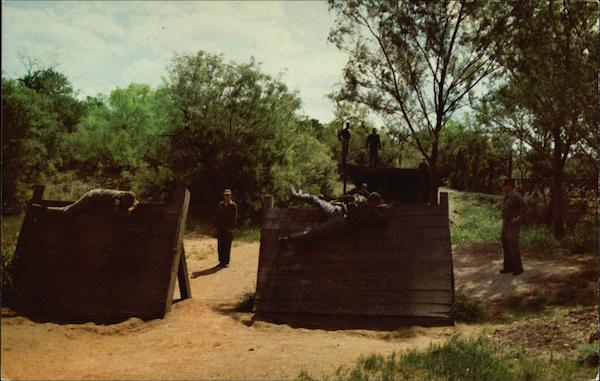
165 184 191 313
439 192 449 218
13 185 47 308
177 244 192 299
263 195 274 215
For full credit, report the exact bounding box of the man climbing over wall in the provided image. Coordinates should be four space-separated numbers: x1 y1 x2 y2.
499 178 527 276
278 187 389 244
32 189 138 217
366 128 382 167
215 189 237 268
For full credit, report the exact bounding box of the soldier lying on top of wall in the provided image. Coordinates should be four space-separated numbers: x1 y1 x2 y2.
278 187 389 244
31 189 139 217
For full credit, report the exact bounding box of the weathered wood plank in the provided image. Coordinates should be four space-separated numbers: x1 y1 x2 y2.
255 192 454 327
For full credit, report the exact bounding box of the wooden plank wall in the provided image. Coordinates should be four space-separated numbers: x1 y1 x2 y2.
255 193 454 327
12 185 191 323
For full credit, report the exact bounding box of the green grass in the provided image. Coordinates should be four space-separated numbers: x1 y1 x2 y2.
450 191 501 244
450 190 597 256
298 335 596 381
452 287 483 322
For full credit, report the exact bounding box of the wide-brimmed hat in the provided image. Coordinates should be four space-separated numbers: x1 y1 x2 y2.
223 189 232 195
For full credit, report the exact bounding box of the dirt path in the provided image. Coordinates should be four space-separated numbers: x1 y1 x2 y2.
1 234 596 380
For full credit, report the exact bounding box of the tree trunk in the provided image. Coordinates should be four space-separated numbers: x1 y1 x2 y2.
550 131 565 239
429 138 439 205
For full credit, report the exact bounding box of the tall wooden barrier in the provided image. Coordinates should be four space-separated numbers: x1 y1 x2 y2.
12 185 191 323
255 193 454 328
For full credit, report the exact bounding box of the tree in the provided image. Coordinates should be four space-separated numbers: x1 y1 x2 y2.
328 0 510 203
1 78 63 211
66 83 172 186
19 68 86 133
162 51 336 221
477 1 598 238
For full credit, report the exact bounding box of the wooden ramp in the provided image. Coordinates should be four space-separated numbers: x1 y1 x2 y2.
12 185 192 323
254 193 454 328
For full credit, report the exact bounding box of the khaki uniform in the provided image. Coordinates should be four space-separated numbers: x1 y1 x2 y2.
215 201 237 266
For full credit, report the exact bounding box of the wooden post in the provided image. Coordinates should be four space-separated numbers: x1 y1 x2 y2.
165 184 191 312
177 244 192 299
263 195 274 214
13 186 47 307
439 192 449 218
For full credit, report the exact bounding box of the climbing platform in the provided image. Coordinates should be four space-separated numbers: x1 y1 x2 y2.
254 193 454 328
346 164 430 203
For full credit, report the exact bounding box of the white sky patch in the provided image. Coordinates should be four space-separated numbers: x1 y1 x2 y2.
1 0 350 123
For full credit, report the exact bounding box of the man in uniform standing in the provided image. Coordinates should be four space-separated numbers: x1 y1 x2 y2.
215 189 237 268
499 179 526 276
366 128 382 167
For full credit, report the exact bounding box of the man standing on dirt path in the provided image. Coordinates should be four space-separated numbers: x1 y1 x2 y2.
215 189 237 268
499 179 526 276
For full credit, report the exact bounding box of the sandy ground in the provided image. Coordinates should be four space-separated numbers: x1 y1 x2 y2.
1 233 597 380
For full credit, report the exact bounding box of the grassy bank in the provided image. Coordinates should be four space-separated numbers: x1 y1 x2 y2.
298 335 595 381
450 190 597 255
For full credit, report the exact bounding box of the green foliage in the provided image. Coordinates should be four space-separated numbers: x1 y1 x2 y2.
476 2 598 239
437 118 512 193
452 190 597 256
328 0 512 202
299 335 595 381
1 77 65 211
65 83 172 190
161 51 337 221
452 287 483 323
450 191 501 244
576 344 598 367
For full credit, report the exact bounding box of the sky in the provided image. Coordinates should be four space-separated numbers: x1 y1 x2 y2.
1 1 349 123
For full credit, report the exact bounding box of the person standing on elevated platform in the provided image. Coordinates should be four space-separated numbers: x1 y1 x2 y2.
215 189 237 268
366 128 382 167
337 122 352 165
278 188 389 244
32 189 138 217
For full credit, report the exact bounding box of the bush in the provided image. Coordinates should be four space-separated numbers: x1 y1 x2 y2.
452 288 483 322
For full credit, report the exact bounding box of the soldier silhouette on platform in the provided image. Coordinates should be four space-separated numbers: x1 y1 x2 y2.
366 128 382 167
338 122 352 165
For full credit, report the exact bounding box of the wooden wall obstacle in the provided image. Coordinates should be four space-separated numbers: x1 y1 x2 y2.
12 185 191 323
254 193 454 328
